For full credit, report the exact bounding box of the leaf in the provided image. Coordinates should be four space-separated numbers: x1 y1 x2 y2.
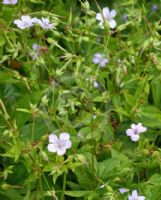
0 189 22 200
65 190 92 197
124 93 136 107
30 0 45 4
0 30 6 47
151 75 161 109
136 106 161 128
0 71 19 83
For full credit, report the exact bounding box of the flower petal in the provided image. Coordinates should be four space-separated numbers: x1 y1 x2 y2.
47 144 57 153
138 196 146 200
96 13 103 21
94 53 102 59
102 7 110 18
131 123 137 129
119 188 129 194
131 134 140 141
93 57 100 64
21 15 30 21
100 58 108 67
65 140 72 149
128 195 133 200
132 190 138 198
49 134 58 143
31 17 41 24
109 19 116 29
137 123 147 133
126 129 133 136
59 132 70 140
13 19 21 25
32 43 39 50
57 147 66 156
110 10 117 18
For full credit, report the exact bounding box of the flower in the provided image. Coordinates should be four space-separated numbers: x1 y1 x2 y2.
30 43 41 60
31 17 42 25
94 81 99 88
96 7 117 29
151 5 158 12
32 43 39 50
38 18 54 29
78 132 84 139
13 15 34 29
119 188 129 194
93 53 108 67
128 190 145 200
47 132 72 156
123 14 128 22
126 123 147 142
2 0 18 4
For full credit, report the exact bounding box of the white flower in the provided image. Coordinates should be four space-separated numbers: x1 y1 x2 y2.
119 188 129 194
38 18 54 29
31 17 42 25
96 7 117 29
47 132 72 156
126 123 147 142
13 15 34 29
2 0 18 4
94 81 99 88
93 53 108 67
128 190 146 200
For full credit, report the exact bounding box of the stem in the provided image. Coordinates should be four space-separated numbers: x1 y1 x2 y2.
90 99 96 180
60 172 67 200
42 172 57 200
32 116 35 141
39 174 44 200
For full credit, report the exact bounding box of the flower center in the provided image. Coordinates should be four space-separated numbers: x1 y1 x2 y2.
133 128 138 135
57 139 67 148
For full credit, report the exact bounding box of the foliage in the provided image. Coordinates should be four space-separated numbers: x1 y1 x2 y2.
0 0 161 199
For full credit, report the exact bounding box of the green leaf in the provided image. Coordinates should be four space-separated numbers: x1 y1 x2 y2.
0 30 6 47
136 106 161 128
65 190 92 197
0 71 19 83
151 75 161 109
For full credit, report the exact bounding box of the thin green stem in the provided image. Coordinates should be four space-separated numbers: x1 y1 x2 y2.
32 116 35 142
60 172 67 200
42 172 57 200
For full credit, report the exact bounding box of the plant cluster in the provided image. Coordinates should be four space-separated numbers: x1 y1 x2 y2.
0 0 161 199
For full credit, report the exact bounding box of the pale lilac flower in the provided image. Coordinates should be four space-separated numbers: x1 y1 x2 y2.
30 43 40 60
13 15 34 29
96 7 117 29
78 132 84 139
38 18 54 29
128 190 145 200
119 188 129 194
126 123 147 142
32 43 39 50
123 14 128 22
2 0 18 4
31 17 42 25
47 132 72 156
151 5 158 12
93 53 108 67
94 81 99 88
